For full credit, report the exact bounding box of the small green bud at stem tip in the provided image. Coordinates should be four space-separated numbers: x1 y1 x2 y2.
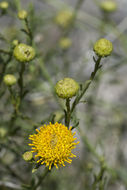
55 78 79 99
22 151 33 161
3 74 17 86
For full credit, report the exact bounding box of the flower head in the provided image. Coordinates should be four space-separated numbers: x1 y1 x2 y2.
100 1 117 13
59 37 72 50
93 38 113 57
55 9 74 28
29 122 79 170
0 128 7 138
55 78 79 99
12 39 19 46
13 43 35 62
3 74 17 86
18 10 28 20
0 1 9 9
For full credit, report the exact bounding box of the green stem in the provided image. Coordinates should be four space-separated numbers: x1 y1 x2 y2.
65 98 71 128
24 18 33 45
71 56 102 113
32 168 50 190
8 109 18 134
0 49 11 55
18 62 26 100
90 57 101 80
92 165 106 190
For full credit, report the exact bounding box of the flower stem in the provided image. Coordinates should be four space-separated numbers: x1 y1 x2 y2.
18 62 26 100
32 168 50 190
71 56 102 113
24 18 33 45
91 165 106 190
65 98 71 128
0 49 11 55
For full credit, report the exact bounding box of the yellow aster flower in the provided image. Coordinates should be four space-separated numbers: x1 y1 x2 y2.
29 122 79 170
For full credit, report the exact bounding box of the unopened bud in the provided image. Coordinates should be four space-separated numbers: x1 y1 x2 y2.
18 10 28 20
22 151 33 161
93 38 113 57
13 43 35 62
3 74 17 86
55 78 79 99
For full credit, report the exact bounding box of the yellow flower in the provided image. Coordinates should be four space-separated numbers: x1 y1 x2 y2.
29 122 79 170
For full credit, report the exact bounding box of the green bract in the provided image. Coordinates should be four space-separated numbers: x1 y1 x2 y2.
3 74 17 86
13 43 35 62
93 38 113 57
55 78 79 99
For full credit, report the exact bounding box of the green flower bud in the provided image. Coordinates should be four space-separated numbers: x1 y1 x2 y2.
18 10 28 20
3 74 17 86
93 38 113 57
100 1 117 13
55 9 74 28
12 39 19 46
0 1 9 9
0 128 7 138
22 151 33 161
59 37 72 50
55 78 79 99
13 43 35 62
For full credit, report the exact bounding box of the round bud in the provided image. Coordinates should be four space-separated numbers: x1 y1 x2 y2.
0 128 7 138
18 10 28 20
93 38 113 57
13 43 35 62
55 9 74 28
0 1 9 9
3 74 17 86
55 78 79 99
22 151 33 161
59 37 72 50
100 1 117 13
12 39 19 46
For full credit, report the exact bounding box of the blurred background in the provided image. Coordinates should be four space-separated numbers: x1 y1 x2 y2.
0 0 127 189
